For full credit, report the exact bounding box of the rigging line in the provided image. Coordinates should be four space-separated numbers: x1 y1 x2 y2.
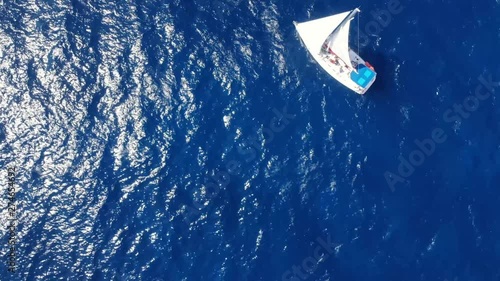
357 10 360 72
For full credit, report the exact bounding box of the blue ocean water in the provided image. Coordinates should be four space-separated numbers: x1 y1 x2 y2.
1 0 500 280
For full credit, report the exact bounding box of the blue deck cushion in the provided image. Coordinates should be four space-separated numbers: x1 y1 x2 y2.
350 65 375 88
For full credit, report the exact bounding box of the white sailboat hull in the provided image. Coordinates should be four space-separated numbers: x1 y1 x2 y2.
294 10 377 95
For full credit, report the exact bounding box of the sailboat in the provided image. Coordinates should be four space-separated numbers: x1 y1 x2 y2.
294 8 376 95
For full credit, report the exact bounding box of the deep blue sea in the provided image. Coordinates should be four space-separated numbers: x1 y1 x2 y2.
1 0 500 280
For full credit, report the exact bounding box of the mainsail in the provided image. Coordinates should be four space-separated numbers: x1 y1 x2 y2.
325 9 359 70
295 9 359 70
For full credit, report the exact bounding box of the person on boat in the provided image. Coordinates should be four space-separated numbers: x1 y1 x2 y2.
330 56 338 65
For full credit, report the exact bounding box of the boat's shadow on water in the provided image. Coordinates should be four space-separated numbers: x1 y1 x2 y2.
364 51 401 100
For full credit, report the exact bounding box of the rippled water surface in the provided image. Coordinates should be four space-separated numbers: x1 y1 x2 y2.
1 0 500 280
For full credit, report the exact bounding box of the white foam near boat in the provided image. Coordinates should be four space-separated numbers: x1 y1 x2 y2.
294 8 376 95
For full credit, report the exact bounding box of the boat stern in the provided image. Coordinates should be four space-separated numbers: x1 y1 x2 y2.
350 64 377 94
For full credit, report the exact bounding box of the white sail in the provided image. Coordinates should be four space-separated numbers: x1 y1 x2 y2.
326 15 355 70
294 11 350 55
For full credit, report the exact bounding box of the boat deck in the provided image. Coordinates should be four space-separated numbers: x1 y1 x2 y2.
319 48 376 94
350 66 376 88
